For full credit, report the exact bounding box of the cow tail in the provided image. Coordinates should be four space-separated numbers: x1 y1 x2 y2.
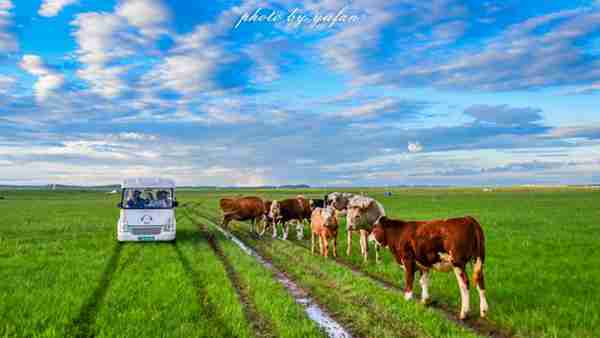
469 216 485 289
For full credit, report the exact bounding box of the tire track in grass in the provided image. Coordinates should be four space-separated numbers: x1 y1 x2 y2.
185 207 355 338
172 240 234 338
181 209 275 338
240 235 417 338
67 243 123 337
284 238 514 338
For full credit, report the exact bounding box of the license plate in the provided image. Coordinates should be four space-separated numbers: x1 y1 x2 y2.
138 236 155 241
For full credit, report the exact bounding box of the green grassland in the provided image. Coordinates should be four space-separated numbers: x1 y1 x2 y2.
1 188 598 337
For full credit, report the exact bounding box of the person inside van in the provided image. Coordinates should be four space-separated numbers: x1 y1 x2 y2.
127 190 147 208
155 190 170 208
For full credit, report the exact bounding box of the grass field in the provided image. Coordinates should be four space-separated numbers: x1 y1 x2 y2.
1 188 598 337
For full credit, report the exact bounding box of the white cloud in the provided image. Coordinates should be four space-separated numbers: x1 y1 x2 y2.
335 98 398 118
19 54 65 101
408 141 423 153
165 106 254 125
564 83 600 95
117 132 158 141
70 0 170 98
144 1 262 96
244 38 291 84
545 125 600 139
144 25 231 95
0 0 18 53
0 133 275 186
70 12 132 98
116 0 170 38
0 74 15 93
76 63 129 98
38 0 78 17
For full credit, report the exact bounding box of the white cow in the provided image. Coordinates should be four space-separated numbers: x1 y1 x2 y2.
345 196 385 263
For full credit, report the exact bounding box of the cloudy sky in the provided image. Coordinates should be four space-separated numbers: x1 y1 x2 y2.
1 0 600 186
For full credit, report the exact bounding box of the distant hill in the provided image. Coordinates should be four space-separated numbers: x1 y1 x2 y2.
0 184 121 191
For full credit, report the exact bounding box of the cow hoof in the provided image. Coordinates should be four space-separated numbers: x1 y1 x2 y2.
480 310 487 318
459 312 468 321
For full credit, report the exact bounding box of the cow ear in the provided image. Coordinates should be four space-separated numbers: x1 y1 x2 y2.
361 199 375 211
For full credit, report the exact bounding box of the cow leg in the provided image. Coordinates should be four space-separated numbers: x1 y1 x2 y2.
453 266 470 320
222 214 232 229
419 269 431 304
259 216 267 237
296 221 304 240
346 230 352 256
272 220 278 238
311 231 315 254
322 235 329 257
404 259 415 300
359 230 368 263
283 222 289 240
318 234 323 255
333 235 337 258
473 257 488 318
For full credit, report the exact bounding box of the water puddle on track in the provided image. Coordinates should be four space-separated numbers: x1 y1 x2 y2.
211 223 352 338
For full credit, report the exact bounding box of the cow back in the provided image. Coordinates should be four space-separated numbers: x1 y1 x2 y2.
220 196 266 218
379 216 484 268
278 198 311 222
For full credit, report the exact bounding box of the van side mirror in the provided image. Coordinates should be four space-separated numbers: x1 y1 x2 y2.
173 201 179 207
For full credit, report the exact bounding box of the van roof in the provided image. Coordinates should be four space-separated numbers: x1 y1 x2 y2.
122 177 176 188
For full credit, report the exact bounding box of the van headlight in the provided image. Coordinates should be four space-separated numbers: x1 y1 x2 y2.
164 218 173 231
120 216 128 231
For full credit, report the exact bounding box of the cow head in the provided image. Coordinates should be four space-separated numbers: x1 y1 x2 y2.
369 216 387 247
328 192 351 211
269 200 281 222
346 196 374 230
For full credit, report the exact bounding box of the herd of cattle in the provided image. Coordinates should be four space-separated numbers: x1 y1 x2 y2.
218 192 488 320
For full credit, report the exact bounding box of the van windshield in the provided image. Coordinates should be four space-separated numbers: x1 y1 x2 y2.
122 188 173 209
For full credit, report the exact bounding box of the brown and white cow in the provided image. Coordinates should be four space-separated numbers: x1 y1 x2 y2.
219 196 267 234
310 206 338 258
327 192 354 254
346 196 385 263
269 196 311 240
369 216 488 319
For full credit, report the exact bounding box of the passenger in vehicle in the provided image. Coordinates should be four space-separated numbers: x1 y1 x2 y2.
127 190 147 208
155 190 170 208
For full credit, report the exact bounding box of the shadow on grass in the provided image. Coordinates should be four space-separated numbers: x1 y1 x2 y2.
67 243 123 337
173 228 205 243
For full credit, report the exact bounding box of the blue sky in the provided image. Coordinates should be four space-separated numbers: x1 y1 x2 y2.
1 0 600 186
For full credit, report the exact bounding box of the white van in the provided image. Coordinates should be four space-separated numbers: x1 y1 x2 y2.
117 177 178 242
